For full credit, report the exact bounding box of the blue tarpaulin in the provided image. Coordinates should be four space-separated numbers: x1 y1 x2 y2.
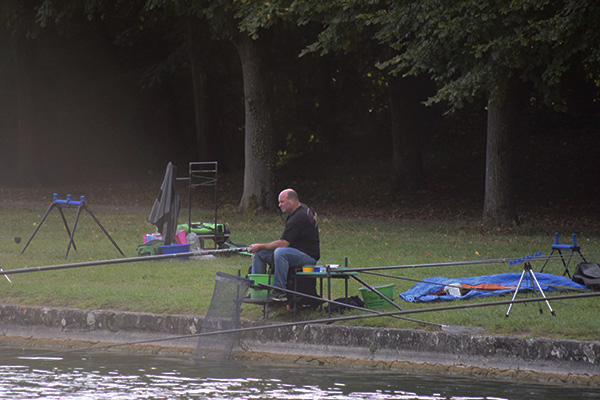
400 272 587 303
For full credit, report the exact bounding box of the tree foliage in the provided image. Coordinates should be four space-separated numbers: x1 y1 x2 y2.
372 0 600 113
291 0 599 223
292 0 599 113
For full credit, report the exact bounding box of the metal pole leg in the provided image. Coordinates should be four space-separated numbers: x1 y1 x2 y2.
505 268 527 317
538 249 555 273
58 207 77 251
85 207 125 256
20 203 56 255
528 267 556 316
65 205 84 259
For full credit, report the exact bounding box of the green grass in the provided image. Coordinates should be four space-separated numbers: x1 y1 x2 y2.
1 205 599 341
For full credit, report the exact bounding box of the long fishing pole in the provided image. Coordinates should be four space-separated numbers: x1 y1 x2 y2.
337 253 555 273
0 247 250 276
257 281 482 333
355 253 594 292
2 249 588 278
340 251 600 274
337 257 510 273
359 270 533 294
20 291 600 359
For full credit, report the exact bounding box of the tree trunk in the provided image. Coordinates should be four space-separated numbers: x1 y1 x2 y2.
234 34 277 212
483 76 519 224
388 76 427 192
10 31 41 185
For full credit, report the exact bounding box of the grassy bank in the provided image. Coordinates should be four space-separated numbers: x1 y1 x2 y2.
1 198 599 342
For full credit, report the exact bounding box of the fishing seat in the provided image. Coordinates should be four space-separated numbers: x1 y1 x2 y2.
243 264 319 320
288 265 321 308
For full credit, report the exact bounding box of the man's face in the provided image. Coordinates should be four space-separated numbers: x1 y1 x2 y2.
278 192 295 214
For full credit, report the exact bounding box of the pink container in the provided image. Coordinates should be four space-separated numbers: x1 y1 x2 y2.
174 230 187 245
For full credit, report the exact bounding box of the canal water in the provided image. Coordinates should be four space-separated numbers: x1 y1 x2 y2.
0 346 597 399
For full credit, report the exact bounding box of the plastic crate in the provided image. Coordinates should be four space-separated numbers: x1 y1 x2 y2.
359 284 394 309
160 244 191 260
248 274 272 299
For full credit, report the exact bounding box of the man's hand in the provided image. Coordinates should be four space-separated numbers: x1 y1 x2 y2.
248 243 262 253
248 240 290 253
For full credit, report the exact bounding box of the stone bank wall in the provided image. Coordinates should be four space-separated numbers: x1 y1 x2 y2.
0 304 598 385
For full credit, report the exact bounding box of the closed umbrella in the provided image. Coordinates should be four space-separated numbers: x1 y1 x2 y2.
148 162 180 245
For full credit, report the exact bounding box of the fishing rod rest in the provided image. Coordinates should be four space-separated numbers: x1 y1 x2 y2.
52 193 85 207
509 251 542 266
539 232 587 277
552 232 579 251
20 193 124 259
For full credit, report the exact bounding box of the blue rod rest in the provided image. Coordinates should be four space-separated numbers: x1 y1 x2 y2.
509 251 542 266
53 193 85 206
551 232 578 250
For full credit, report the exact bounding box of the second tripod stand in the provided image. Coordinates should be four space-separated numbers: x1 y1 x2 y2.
505 262 556 318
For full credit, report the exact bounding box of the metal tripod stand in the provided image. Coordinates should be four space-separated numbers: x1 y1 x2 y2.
20 193 124 259
539 232 586 278
505 262 556 317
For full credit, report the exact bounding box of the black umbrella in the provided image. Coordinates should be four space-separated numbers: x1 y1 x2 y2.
148 162 180 245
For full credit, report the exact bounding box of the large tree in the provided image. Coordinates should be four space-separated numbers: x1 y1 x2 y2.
317 0 600 224
153 0 300 211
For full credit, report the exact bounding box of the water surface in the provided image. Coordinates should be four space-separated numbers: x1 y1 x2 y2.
0 347 597 399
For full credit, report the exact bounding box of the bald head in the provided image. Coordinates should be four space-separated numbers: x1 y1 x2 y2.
280 188 298 201
278 189 300 215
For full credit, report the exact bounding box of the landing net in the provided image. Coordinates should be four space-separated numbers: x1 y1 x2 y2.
195 272 251 361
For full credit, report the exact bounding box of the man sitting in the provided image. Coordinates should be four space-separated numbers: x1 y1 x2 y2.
248 188 320 302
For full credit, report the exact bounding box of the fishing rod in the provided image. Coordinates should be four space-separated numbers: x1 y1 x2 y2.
0 247 250 276
359 269 574 294
338 257 512 273
2 248 590 278
353 250 594 298
19 291 600 359
257 281 483 333
359 270 506 293
336 252 578 274
353 251 596 290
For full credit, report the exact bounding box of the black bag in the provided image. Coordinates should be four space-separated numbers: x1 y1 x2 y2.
572 262 600 291
324 295 365 314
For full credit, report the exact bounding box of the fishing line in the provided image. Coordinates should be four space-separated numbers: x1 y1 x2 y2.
14 291 600 359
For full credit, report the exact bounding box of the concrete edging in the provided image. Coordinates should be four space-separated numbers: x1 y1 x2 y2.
0 304 598 386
